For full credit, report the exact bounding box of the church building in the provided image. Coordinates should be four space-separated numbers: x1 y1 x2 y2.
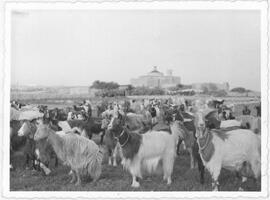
130 66 181 88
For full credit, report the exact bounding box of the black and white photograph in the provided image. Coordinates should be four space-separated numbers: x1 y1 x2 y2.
0 1 269 199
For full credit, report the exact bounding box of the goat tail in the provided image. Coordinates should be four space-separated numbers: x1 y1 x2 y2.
142 157 160 174
85 149 103 181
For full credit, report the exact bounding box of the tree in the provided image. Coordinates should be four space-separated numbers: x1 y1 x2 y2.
91 80 119 90
211 90 228 97
202 85 209 94
231 87 247 93
130 86 165 96
176 84 192 90
127 85 134 91
176 84 184 89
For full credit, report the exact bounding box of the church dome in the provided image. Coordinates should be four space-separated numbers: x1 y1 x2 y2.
148 66 163 76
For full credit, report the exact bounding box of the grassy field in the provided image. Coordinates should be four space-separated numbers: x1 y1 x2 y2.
10 152 260 192
10 136 260 192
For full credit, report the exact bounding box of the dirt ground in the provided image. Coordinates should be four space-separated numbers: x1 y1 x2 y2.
10 145 260 191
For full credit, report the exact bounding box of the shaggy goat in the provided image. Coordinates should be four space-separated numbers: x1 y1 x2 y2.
103 129 121 166
34 124 103 185
120 112 152 133
18 120 58 175
236 115 261 134
101 117 121 166
174 108 205 184
194 109 261 191
108 113 185 188
58 117 105 144
10 120 36 170
102 111 169 167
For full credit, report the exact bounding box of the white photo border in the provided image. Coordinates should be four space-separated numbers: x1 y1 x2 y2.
1 1 269 199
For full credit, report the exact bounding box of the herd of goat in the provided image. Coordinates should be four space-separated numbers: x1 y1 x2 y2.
10 98 261 191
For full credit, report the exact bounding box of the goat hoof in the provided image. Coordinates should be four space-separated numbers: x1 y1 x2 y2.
239 187 244 191
131 182 140 188
44 170 51 176
75 182 81 186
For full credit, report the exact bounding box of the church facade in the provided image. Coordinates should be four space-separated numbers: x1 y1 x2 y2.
130 66 181 88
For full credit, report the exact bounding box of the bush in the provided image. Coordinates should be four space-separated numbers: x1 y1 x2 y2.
91 80 119 90
209 90 228 97
168 84 192 91
130 87 165 96
231 87 247 93
95 89 126 97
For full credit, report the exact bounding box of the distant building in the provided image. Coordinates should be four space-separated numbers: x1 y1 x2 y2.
192 82 230 92
130 66 181 88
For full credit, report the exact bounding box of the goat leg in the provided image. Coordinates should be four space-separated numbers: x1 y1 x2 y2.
100 131 105 145
198 156 205 184
35 160 51 175
176 138 182 156
69 170 77 184
25 154 30 169
32 158 36 170
193 142 205 184
75 170 81 186
55 156 58 167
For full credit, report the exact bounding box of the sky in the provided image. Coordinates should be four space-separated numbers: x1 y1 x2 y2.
11 10 261 91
